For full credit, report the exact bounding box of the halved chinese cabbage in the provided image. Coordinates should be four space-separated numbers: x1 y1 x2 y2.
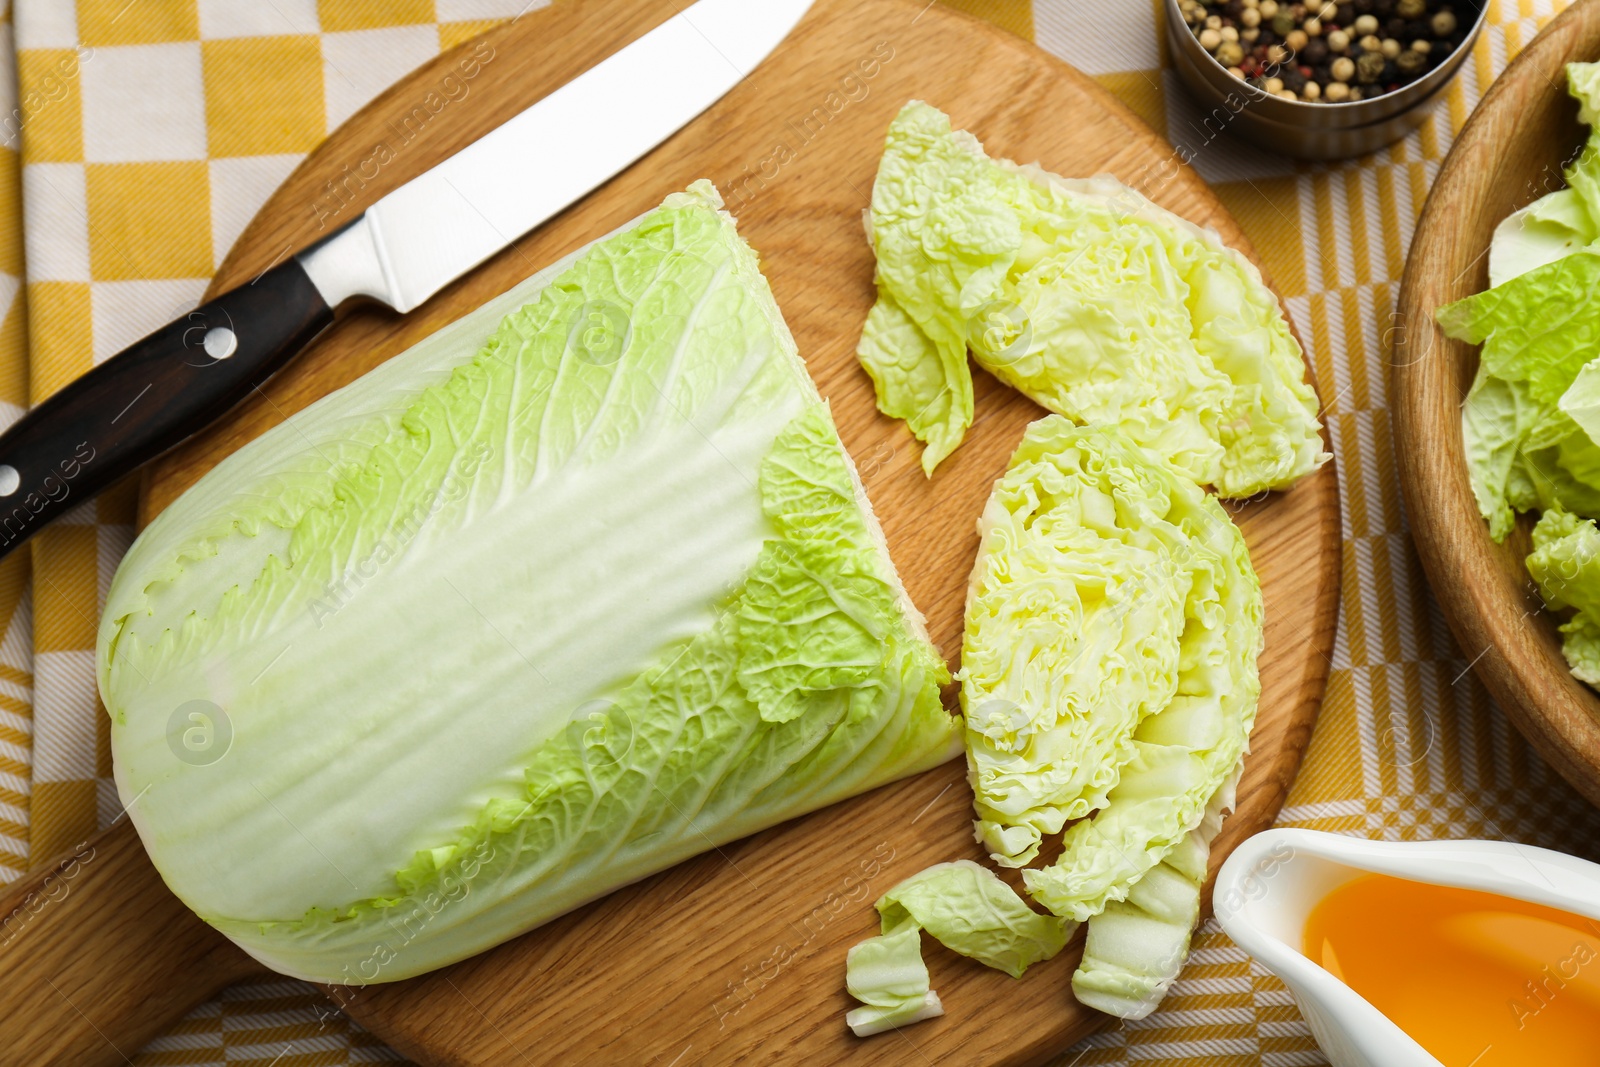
98 182 959 985
856 101 1326 496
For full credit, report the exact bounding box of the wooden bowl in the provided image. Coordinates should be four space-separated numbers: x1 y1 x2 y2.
1394 0 1600 808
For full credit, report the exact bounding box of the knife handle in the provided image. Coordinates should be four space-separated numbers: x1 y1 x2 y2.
0 259 334 558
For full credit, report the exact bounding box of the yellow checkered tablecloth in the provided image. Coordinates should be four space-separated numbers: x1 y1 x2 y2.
3 0 1600 1064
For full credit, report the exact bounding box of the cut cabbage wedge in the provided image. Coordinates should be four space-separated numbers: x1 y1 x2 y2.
99 182 960 985
961 418 1261 878
856 102 1326 495
843 422 1262 1036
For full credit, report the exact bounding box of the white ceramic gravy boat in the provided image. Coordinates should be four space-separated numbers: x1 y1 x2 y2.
1213 828 1600 1067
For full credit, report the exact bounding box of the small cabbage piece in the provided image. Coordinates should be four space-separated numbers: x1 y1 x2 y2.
844 860 1068 1036
874 860 1071 978
1488 63 1600 291
1486 60 1600 287
1489 189 1596 289
1442 253 1600 540
1071 766 1239 1019
1560 357 1600 448
1527 509 1600 684
961 418 1261 875
1439 252 1600 411
856 101 1326 495
1562 63 1600 236
845 924 945 1037
99 182 960 985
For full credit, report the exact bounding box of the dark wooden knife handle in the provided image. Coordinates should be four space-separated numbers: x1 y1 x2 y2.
0 820 269 1067
0 259 333 558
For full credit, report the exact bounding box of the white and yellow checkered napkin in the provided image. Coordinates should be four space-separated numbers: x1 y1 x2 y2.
6 1 1600 1064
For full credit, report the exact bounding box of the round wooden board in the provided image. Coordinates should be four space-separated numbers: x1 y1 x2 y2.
135 1 1340 1063
1394 0 1600 810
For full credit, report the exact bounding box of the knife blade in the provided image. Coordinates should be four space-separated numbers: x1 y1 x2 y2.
0 0 814 561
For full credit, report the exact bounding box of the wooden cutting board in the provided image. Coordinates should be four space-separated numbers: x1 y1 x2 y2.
0 1 1339 1065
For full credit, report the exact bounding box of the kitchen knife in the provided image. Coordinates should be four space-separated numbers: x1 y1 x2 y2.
0 0 814 561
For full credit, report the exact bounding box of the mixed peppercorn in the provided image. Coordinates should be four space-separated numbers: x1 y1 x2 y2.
1180 0 1469 103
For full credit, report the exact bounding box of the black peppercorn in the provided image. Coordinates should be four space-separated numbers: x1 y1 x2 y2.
1352 0 1372 12
1373 0 1395 15
1281 67 1308 91
1395 47 1425 74
1302 36 1330 62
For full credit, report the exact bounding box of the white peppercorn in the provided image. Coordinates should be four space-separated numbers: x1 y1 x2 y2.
1396 0 1425 17
1379 36 1401 58
1286 28 1309 50
1217 40 1245 65
1330 55 1355 81
1276 88 1299 100
1324 80 1351 102
1327 28 1350 51
1242 25 1260 41
1304 15 1322 35
1260 0 1280 17
1199 26 1223 49
1412 38 1431 53
1221 24 1240 41
1241 6 1261 26
1229 65 1247 78
1263 75 1285 93
1353 13 1378 34
1359 33 1382 52
1431 9 1457 35
1206 14 1223 29
1348 85 1363 99
1301 79 1323 100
